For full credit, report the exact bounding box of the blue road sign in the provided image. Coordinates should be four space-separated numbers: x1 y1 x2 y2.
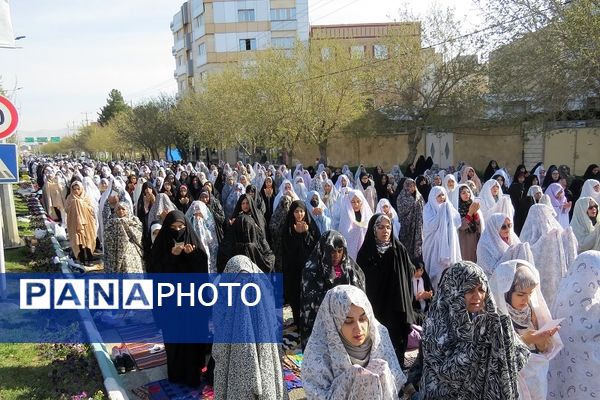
0 143 18 183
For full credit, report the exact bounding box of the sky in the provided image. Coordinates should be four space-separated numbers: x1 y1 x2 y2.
1 0 479 137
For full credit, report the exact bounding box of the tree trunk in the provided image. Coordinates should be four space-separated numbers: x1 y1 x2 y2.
282 149 290 166
318 140 328 165
402 127 424 167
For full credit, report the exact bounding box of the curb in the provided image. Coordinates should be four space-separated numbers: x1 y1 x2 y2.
21 188 130 400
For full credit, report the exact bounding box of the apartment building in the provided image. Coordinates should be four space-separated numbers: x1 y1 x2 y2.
171 0 309 94
309 22 421 60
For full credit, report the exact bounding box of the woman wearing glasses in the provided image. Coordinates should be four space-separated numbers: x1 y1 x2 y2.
570 197 600 252
476 213 535 277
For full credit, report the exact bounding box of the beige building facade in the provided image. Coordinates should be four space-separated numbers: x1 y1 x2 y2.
309 22 421 59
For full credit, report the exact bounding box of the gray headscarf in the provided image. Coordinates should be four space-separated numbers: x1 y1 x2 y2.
303 285 406 399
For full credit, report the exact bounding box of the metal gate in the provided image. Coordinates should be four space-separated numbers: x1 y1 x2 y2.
425 131 454 169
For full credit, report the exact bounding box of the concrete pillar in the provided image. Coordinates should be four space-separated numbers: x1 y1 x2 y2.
0 184 21 248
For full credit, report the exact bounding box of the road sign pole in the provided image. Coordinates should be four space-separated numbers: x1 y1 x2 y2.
0 189 6 299
0 184 20 247
0 96 20 300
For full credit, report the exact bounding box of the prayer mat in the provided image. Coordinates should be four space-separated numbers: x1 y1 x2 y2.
139 379 214 400
116 324 167 370
282 353 304 391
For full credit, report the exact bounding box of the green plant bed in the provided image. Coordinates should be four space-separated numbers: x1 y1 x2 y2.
17 220 33 237
12 186 30 217
4 247 32 272
0 343 106 400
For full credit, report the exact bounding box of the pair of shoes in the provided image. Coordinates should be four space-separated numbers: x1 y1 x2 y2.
112 344 136 373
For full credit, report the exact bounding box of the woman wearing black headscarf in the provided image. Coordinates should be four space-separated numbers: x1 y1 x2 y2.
245 184 266 218
415 175 432 203
405 162 418 179
150 210 209 387
414 156 427 176
259 176 277 228
150 210 208 273
299 230 365 349
188 175 203 200
282 200 321 327
424 157 434 173
216 213 275 273
202 180 220 206
523 174 539 195
164 173 181 194
508 172 526 211
357 213 416 367
541 165 560 191
136 182 158 260
174 185 192 214
569 163 600 217
512 164 528 183
269 195 292 272
374 173 390 202
483 160 500 182
159 180 177 204
231 193 267 237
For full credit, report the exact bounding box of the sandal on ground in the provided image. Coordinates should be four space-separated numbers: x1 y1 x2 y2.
148 344 165 354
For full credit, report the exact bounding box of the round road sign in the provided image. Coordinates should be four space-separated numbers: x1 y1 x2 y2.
0 95 19 140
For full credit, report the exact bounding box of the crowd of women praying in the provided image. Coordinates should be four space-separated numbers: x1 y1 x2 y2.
28 155 600 399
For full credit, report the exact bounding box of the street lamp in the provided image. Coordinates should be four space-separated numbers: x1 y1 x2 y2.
14 36 26 41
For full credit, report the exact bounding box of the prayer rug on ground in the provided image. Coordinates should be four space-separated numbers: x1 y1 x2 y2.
116 324 167 370
282 353 304 391
132 379 214 400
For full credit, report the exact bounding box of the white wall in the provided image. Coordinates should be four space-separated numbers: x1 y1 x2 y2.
296 0 309 41
213 0 270 23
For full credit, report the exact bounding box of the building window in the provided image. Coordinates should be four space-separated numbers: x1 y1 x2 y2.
239 38 257 51
351 45 365 59
270 8 296 21
374 44 388 59
198 43 206 57
321 47 332 60
238 9 256 22
177 55 183 66
193 14 204 28
272 37 294 49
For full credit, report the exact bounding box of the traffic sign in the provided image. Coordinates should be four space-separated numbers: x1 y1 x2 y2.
24 137 34 143
35 137 48 143
0 96 19 140
0 144 18 183
51 136 61 143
